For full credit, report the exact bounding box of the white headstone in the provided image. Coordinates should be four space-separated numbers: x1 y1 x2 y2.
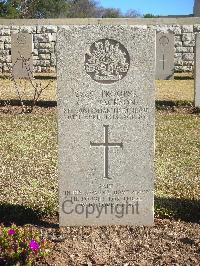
57 25 155 226
195 33 200 106
156 33 174 80
11 33 33 79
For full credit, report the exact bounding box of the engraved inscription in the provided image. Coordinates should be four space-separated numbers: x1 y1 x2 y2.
85 39 130 84
159 36 169 70
64 89 149 121
159 36 169 47
160 54 167 70
17 34 27 45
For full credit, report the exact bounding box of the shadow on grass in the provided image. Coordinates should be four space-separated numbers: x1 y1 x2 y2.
0 99 57 108
33 75 57 80
155 197 200 223
174 75 194 80
0 74 57 80
0 198 199 228
0 203 58 228
156 100 200 113
0 99 197 111
156 100 193 108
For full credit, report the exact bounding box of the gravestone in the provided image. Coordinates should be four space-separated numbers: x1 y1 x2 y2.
156 32 174 80
57 25 155 226
194 34 200 106
11 33 33 79
194 0 200 16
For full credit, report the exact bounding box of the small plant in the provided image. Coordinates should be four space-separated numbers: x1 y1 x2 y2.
0 223 50 266
5 56 53 114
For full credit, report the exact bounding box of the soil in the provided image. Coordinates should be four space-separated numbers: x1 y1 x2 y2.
35 218 200 266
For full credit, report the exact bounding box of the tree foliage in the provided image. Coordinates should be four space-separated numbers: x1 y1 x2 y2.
0 0 141 18
68 0 99 18
143 13 159 18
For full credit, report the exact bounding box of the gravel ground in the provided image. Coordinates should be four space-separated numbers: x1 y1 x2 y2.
38 218 200 266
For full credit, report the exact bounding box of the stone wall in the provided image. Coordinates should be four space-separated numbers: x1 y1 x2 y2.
1 18 200 73
0 25 57 74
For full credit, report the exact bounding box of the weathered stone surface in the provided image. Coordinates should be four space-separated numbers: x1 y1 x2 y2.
176 47 193 53
33 49 38 56
20 26 36 33
175 41 183 47
194 34 200 106
0 28 10 36
131 25 148 30
34 33 51 42
34 42 52 49
184 60 194 66
50 33 57 42
57 25 155 226
4 43 11 50
175 53 182 59
181 25 193 33
11 33 33 79
0 50 9 56
182 33 195 42
34 65 41 72
174 58 183 66
0 43 4 49
194 24 200 31
3 62 12 72
182 53 194 61
168 25 182 35
37 25 58 33
38 53 51 60
175 35 182 42
38 49 51 54
183 40 195 47
0 36 11 43
50 54 56 65
156 32 174 80
35 60 50 66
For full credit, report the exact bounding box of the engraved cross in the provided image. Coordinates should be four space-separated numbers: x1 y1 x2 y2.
160 54 167 70
90 125 123 179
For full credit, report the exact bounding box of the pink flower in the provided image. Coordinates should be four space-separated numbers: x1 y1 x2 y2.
29 240 39 251
8 229 15 235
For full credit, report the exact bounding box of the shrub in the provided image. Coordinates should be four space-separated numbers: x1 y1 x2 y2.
0 224 50 265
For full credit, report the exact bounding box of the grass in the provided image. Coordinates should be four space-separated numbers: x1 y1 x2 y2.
0 75 199 223
0 73 194 103
155 112 200 221
156 78 194 102
0 113 58 218
0 76 57 102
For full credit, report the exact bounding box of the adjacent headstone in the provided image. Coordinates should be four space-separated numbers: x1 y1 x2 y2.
194 0 200 17
194 34 200 106
57 25 155 226
11 33 33 79
156 33 174 80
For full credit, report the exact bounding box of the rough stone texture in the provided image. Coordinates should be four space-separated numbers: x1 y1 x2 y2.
57 25 155 226
0 19 200 73
156 33 174 80
11 33 33 79
194 34 200 106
